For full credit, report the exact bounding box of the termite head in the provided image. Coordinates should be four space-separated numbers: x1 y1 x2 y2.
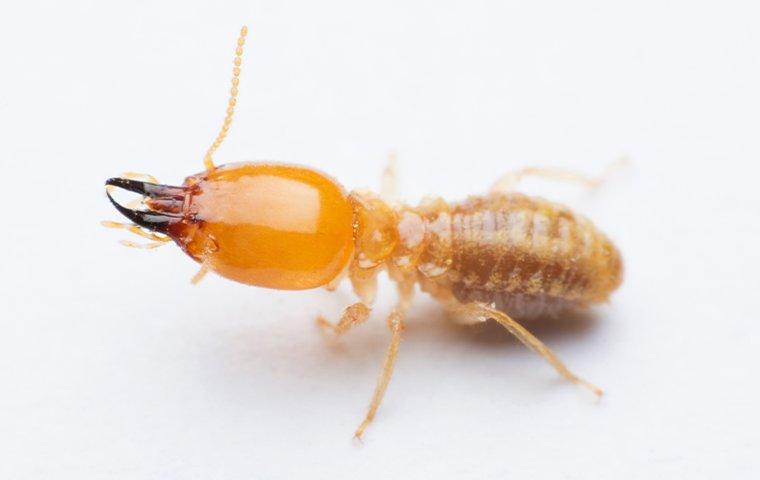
106 162 355 290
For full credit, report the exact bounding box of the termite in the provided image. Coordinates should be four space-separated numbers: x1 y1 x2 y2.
104 26 623 439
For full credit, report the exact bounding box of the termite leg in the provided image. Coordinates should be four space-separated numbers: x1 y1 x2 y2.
457 303 603 398
316 302 371 335
490 158 628 194
353 307 405 440
353 279 414 439
380 151 398 201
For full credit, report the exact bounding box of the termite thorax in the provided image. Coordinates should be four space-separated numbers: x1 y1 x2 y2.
349 192 453 278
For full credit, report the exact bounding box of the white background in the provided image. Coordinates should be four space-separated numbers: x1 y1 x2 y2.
1 1 759 478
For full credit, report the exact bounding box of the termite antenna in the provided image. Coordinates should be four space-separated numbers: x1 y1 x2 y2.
203 25 249 172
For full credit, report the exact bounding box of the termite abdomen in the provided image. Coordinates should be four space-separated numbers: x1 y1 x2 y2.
420 193 622 319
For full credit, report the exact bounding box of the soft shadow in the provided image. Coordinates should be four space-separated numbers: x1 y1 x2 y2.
191 296 606 413
403 301 602 350
203 299 604 376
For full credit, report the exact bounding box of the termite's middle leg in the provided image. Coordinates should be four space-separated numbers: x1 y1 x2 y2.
353 278 414 439
452 302 603 398
315 285 408 439
353 307 405 439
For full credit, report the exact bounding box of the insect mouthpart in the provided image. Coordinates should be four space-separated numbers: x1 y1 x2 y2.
104 177 189 235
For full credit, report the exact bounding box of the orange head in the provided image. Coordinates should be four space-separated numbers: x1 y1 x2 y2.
106 163 355 290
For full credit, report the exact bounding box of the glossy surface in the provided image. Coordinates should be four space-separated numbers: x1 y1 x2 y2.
174 163 354 289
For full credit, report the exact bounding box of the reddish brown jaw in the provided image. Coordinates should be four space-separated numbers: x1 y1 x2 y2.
104 177 186 234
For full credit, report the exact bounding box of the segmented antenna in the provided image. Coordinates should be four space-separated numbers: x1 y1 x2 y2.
203 26 249 171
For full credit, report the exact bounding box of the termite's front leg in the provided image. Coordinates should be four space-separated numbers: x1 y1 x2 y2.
316 303 371 336
317 261 380 335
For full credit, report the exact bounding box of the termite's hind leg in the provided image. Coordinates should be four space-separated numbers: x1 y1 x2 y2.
456 302 603 398
490 158 627 194
316 303 371 336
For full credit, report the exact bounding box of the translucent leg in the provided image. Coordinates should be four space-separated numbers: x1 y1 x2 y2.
316 302 371 335
459 303 602 398
490 158 627 194
353 279 414 439
354 307 405 439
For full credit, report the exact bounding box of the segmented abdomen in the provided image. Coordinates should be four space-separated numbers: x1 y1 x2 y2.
420 193 622 319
